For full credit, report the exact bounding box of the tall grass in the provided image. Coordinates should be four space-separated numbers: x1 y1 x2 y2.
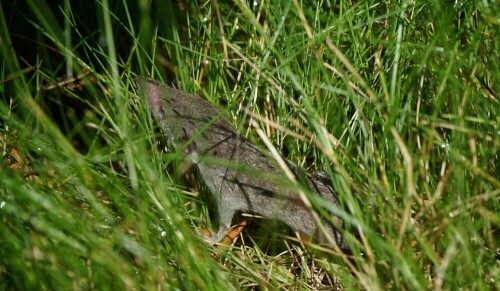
1 0 498 289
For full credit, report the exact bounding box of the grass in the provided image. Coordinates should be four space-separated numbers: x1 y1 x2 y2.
1 0 499 290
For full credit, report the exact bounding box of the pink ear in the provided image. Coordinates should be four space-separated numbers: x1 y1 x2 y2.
144 82 163 111
136 77 165 119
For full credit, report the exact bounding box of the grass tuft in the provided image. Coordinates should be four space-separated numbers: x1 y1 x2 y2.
1 0 498 289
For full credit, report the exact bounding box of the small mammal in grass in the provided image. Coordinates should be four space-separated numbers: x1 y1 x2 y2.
136 77 347 249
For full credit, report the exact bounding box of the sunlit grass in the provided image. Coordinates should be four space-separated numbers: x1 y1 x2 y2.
1 0 498 289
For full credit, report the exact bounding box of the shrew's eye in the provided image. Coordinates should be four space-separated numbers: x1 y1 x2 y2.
182 128 196 154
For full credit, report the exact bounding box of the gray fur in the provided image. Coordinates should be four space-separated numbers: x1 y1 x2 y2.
136 77 346 249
